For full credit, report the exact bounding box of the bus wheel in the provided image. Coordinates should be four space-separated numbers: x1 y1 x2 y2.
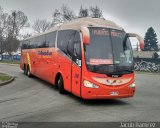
26 65 32 77
58 76 65 94
24 64 27 75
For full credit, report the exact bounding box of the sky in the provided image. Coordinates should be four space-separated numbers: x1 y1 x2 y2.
0 0 160 45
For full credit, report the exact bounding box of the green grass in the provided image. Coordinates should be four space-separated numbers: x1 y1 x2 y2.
0 60 19 64
0 73 12 82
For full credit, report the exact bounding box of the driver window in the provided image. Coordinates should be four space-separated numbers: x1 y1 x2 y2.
73 32 81 60
124 38 132 63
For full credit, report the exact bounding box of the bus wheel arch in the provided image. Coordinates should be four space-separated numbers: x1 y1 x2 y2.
55 73 66 94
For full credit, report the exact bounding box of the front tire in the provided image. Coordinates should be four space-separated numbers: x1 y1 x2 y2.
58 76 65 94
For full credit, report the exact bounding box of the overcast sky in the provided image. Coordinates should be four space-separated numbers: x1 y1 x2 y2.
0 0 160 43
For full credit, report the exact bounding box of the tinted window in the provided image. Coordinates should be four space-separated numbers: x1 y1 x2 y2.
111 29 132 65
57 30 76 54
21 31 57 49
21 40 30 49
85 28 113 65
30 38 37 48
46 32 56 47
37 35 46 48
84 27 133 74
73 32 81 59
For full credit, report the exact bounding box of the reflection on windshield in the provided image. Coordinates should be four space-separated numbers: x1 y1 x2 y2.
84 27 133 74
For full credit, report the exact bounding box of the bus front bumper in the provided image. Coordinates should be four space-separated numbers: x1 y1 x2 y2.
81 86 135 99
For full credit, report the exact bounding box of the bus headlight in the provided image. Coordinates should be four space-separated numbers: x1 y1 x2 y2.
129 83 136 88
83 80 99 88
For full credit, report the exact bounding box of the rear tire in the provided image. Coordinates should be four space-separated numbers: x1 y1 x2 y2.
24 65 27 75
26 65 32 77
58 76 65 94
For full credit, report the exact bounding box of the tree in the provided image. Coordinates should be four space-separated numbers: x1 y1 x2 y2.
5 10 29 60
21 33 32 39
6 10 29 37
79 5 89 17
0 6 8 60
90 6 103 18
5 35 20 60
144 27 159 51
152 52 159 59
53 9 63 23
53 5 76 24
32 19 52 33
0 7 29 61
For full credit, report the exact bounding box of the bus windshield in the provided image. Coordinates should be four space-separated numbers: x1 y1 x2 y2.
84 27 133 74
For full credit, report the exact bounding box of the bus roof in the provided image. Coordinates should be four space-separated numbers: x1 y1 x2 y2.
26 17 123 40
59 17 123 31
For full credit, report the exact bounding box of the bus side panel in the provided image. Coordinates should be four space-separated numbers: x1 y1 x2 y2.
30 49 38 75
71 63 81 97
56 50 72 92
31 49 42 77
41 48 57 84
20 50 26 70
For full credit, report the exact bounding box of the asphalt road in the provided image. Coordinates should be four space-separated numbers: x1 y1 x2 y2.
0 64 160 122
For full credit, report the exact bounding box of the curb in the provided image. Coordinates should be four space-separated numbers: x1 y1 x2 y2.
0 73 15 86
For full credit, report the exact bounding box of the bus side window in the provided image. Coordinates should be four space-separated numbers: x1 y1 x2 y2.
37 35 46 48
26 40 30 49
22 40 28 49
46 31 56 47
30 38 35 49
57 30 76 54
73 32 81 60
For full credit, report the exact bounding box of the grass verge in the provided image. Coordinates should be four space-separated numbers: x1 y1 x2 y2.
0 73 12 83
0 60 19 64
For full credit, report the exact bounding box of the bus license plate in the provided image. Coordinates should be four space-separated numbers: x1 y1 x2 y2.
110 91 119 96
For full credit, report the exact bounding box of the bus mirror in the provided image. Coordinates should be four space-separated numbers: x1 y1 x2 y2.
127 33 144 51
81 27 90 45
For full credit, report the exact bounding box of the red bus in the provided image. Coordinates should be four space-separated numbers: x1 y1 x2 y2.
20 18 144 99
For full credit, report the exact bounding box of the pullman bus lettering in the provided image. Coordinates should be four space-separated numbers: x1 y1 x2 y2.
20 18 144 99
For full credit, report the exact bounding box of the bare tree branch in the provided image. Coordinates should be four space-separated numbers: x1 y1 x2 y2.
0 6 8 59
6 10 29 37
32 19 52 33
52 5 76 24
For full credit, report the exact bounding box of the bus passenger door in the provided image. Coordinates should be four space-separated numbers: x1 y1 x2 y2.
70 32 82 97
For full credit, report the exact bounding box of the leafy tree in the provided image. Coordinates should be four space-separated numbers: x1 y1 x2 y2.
79 5 89 17
90 6 103 18
144 27 159 51
32 19 52 33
